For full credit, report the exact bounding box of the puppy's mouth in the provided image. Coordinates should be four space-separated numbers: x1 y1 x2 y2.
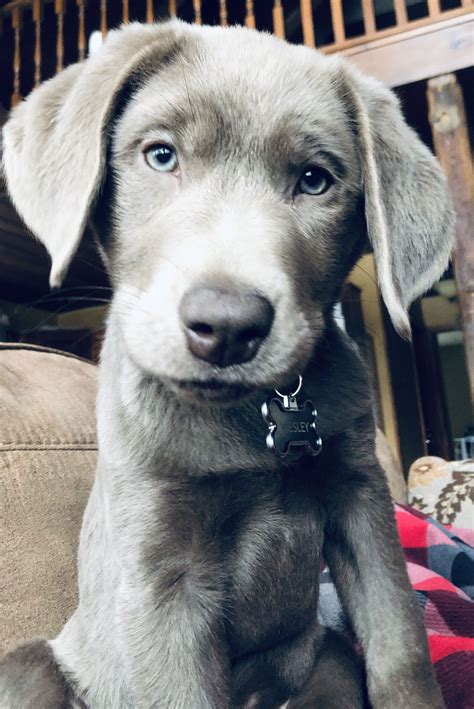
169 378 254 404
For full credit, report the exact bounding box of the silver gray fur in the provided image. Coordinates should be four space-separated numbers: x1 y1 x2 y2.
1 20 453 709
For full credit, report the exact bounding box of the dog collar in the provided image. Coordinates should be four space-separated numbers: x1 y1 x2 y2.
261 375 322 459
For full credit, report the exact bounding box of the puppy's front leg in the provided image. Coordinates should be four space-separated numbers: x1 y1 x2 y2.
117 572 229 708
322 426 444 709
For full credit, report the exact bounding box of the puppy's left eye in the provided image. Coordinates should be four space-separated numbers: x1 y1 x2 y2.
144 144 178 172
297 166 333 196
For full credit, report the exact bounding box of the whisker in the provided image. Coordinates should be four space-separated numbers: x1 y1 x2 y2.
18 301 82 340
351 262 378 287
75 253 110 277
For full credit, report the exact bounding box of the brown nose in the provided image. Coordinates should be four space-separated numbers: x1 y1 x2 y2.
180 286 274 367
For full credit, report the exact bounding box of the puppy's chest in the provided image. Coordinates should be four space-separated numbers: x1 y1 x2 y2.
194 471 324 656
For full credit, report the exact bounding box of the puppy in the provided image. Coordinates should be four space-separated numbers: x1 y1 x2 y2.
0 20 453 708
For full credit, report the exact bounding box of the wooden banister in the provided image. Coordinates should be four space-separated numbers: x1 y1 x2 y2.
0 0 472 112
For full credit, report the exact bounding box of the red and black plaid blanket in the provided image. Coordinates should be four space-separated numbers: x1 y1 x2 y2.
319 504 474 709
396 505 474 709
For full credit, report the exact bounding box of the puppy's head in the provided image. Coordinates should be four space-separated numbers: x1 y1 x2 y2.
3 21 454 404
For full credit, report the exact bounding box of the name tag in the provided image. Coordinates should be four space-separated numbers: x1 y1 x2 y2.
262 396 322 459
288 421 310 434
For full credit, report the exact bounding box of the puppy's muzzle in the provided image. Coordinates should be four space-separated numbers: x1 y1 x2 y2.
180 286 274 367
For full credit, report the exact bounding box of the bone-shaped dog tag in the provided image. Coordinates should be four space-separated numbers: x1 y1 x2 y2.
261 377 322 459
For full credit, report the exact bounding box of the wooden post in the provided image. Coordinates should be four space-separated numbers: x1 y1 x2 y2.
361 0 376 36
272 0 285 39
33 0 43 86
100 0 107 36
245 1 255 29
299 0 315 47
219 0 227 26
76 0 86 61
193 0 202 25
330 0 345 45
394 0 408 27
146 0 154 23
55 0 66 73
168 0 177 18
122 0 129 24
427 73 474 401
427 0 441 17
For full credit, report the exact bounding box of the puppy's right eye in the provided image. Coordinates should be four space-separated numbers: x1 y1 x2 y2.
144 144 178 172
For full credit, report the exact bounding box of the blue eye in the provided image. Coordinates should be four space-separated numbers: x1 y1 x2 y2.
144 144 178 172
298 166 333 195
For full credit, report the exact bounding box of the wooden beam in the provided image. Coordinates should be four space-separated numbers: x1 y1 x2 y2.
340 13 474 88
427 73 474 401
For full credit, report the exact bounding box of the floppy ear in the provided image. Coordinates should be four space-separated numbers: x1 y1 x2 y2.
339 63 455 337
2 20 186 288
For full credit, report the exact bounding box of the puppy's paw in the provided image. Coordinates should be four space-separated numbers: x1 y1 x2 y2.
0 639 75 709
369 666 445 709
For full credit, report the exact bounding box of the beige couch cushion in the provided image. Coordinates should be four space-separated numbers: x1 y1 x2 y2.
0 344 96 653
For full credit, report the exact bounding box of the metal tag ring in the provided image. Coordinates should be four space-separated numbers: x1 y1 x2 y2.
275 374 303 399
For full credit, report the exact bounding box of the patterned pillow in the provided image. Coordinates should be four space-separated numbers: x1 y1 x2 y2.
408 457 474 529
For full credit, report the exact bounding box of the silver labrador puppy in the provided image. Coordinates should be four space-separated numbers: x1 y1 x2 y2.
0 20 453 709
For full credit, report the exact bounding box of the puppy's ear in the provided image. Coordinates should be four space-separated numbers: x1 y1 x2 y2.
2 21 186 287
339 63 455 337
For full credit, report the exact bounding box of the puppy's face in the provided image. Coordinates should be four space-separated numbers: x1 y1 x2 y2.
4 22 454 407
106 30 364 403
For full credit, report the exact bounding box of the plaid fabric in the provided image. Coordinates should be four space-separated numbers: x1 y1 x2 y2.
396 504 474 709
318 504 474 709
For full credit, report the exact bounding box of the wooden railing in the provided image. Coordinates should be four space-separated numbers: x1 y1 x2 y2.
0 0 472 109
